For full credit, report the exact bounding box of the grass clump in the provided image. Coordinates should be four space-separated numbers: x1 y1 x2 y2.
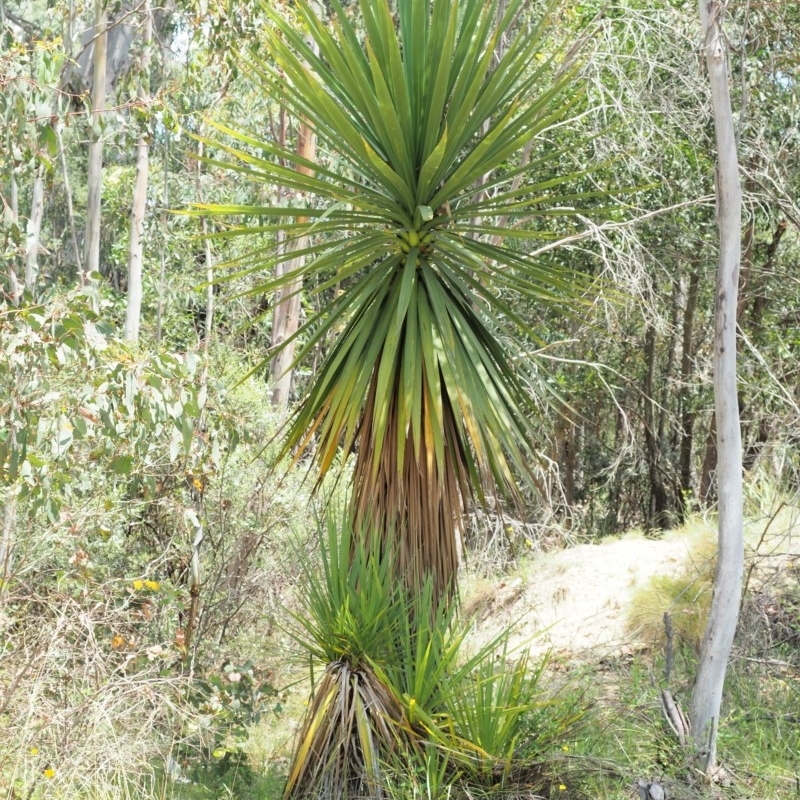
626 526 717 651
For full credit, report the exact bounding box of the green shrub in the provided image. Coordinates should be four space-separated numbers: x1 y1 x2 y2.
283 513 588 800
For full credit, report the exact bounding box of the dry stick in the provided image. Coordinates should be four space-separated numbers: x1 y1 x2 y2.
500 196 715 263
743 500 786 597
660 688 690 747
732 655 800 671
183 526 204 664
660 611 691 746
663 611 674 683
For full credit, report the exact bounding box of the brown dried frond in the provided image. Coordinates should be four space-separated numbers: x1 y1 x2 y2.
350 368 470 606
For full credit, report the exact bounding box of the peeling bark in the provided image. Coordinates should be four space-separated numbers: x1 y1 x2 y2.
270 120 316 407
690 0 744 771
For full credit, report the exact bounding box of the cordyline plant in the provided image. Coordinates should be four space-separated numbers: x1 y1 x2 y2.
196 0 607 604
194 0 610 795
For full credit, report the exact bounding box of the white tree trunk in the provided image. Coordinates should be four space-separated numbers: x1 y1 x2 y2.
270 232 306 407
124 0 152 344
690 0 744 772
83 2 108 284
24 167 45 290
124 135 149 343
6 174 22 302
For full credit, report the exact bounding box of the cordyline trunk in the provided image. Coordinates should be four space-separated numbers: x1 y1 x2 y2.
690 0 744 772
83 1 108 284
124 0 153 344
351 370 467 604
270 119 315 407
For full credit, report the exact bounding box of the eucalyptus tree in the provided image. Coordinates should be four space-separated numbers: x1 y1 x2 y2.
123 0 154 344
83 0 108 284
690 0 743 773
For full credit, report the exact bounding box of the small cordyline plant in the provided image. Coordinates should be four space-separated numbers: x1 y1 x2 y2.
283 514 587 799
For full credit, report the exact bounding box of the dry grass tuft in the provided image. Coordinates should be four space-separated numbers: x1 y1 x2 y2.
626 528 717 652
0 584 194 799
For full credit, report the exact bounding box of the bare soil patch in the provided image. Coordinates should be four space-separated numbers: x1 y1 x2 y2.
465 529 707 659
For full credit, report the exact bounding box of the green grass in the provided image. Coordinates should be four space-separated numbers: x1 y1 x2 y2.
156 762 285 800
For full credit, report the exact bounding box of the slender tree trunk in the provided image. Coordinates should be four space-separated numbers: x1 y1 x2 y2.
195 140 214 354
124 135 148 342
270 121 315 407
155 133 169 345
643 325 669 529
749 220 786 331
124 0 153 344
202 225 214 351
24 166 45 290
5 174 22 302
690 0 744 772
269 16 319 408
699 411 717 505
83 1 108 284
0 488 15 592
678 269 700 510
55 116 81 269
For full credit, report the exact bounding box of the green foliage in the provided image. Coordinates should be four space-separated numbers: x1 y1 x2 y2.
199 0 604 490
0 287 235 529
183 661 280 768
195 0 627 602
284 514 586 799
0 288 309 799
443 649 586 784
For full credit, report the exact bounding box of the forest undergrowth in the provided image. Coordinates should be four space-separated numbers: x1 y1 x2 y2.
165 504 800 800
2 295 799 800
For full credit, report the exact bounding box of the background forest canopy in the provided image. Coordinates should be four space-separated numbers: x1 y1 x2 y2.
2 0 799 538
1 0 800 796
